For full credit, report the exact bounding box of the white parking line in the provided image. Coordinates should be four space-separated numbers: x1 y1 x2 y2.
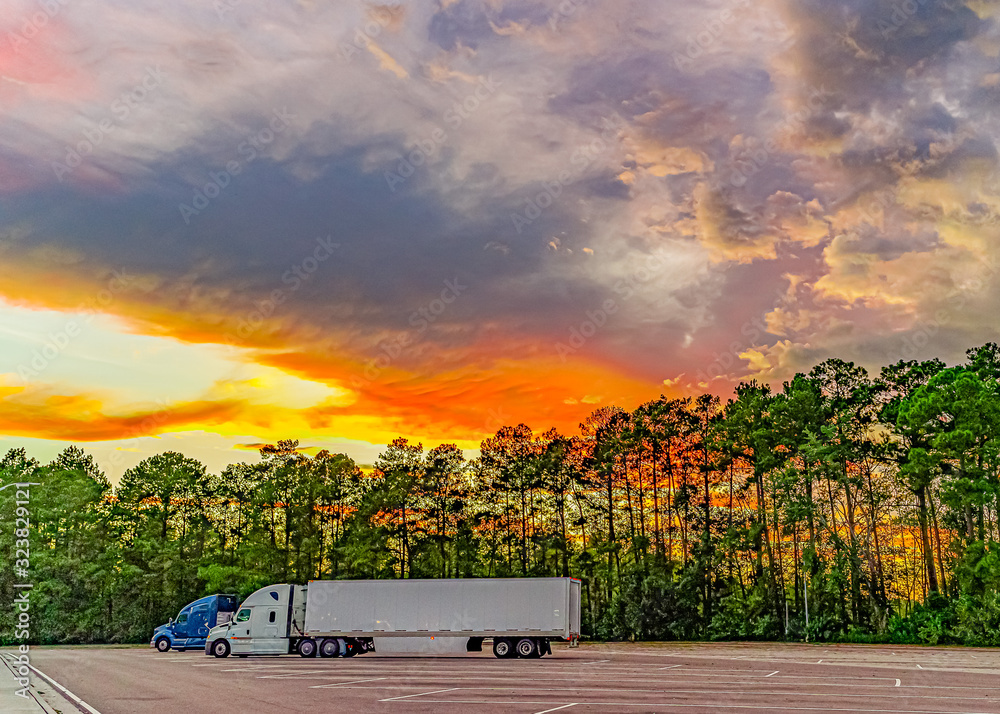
218 664 315 672
381 687 461 701
257 670 330 678
386 698 1000 713
204 665 924 691
659 665 682 670
534 704 578 714
311 677 388 689
371 683 997 704
206 667 913 688
24 663 103 714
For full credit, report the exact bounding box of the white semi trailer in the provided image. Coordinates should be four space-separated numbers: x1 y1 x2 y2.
206 577 581 659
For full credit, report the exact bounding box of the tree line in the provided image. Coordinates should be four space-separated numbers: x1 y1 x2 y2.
6 345 1000 645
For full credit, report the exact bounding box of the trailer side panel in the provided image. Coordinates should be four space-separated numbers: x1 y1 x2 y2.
304 578 580 639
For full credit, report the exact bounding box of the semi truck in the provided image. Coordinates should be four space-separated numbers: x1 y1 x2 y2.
151 593 238 652
206 577 581 659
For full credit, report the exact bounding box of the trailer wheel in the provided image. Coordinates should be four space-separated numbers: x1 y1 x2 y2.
492 638 514 659
155 637 170 653
320 638 340 658
211 639 230 658
516 638 536 658
299 638 317 657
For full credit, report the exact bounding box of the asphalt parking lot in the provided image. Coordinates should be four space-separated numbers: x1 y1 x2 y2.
10 641 1000 713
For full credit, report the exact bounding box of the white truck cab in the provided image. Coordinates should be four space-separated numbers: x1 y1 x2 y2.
206 584 306 657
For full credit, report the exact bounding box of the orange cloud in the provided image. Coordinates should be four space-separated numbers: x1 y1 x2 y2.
0 387 246 442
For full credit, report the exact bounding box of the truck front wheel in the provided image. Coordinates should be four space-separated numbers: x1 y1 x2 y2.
211 640 230 658
298 638 317 657
492 638 514 659
155 637 170 653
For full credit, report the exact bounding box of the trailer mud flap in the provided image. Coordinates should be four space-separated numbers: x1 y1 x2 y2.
466 637 484 652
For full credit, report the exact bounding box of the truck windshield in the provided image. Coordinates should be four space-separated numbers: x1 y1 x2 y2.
235 609 250 623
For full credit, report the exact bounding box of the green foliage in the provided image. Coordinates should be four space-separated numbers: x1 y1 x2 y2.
710 584 782 640
10 345 1000 645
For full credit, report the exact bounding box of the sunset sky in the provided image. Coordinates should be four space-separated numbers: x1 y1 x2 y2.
1 0 998 479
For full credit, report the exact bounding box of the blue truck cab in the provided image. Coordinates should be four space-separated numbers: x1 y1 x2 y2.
151 594 238 652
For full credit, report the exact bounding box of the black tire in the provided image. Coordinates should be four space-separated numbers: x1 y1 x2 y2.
211 639 230 658
516 638 536 658
155 637 170 653
298 638 317 658
492 637 514 659
320 638 340 658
